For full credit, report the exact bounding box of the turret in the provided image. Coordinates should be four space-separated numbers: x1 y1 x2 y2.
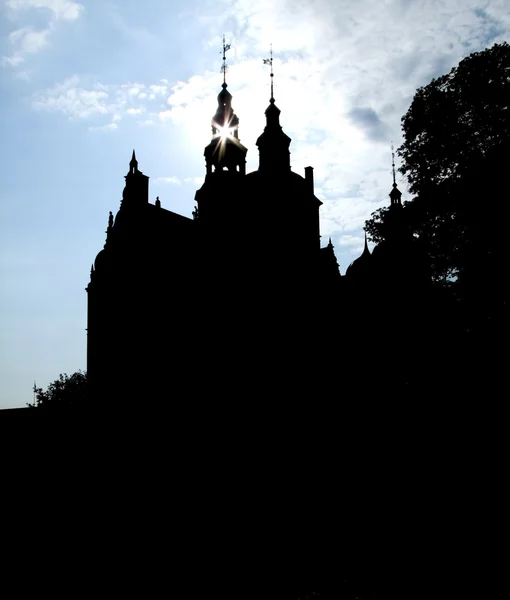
256 47 291 173
121 149 149 208
389 143 402 207
203 36 247 176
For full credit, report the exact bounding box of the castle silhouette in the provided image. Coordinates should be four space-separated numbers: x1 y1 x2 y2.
86 75 430 404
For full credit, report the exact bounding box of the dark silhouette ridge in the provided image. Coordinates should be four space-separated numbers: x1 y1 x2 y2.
3 46 506 433
84 79 440 415
5 47 507 600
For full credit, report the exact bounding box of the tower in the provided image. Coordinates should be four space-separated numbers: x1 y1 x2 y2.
389 143 402 207
85 43 343 406
195 36 248 229
256 46 291 173
122 149 149 209
203 35 247 177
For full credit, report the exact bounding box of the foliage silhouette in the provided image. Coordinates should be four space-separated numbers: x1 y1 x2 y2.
365 41 510 283
28 370 88 409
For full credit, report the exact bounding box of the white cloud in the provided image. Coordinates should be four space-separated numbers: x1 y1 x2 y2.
153 176 181 185
32 78 161 124
5 0 84 21
3 0 83 67
32 75 111 118
3 26 52 66
149 84 168 96
88 123 118 133
159 0 510 271
184 177 205 186
20 0 510 275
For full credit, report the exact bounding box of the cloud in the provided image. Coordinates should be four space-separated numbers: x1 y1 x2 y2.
3 26 52 66
170 0 509 272
5 0 84 21
2 0 83 67
88 123 118 133
21 0 510 273
347 107 390 142
153 177 181 185
32 75 111 119
126 107 144 115
184 177 205 186
31 78 163 125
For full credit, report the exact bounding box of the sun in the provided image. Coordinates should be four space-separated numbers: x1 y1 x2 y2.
217 125 234 140
213 119 236 140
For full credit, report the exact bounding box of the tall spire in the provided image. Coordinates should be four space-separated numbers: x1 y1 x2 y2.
202 39 247 176
130 149 138 174
221 34 231 87
389 142 402 206
122 149 149 208
263 44 274 103
257 45 291 173
363 231 370 255
392 142 397 186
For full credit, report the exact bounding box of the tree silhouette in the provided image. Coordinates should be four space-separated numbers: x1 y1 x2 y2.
365 42 510 283
28 371 88 409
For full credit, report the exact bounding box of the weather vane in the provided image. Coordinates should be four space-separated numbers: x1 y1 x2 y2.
221 34 231 85
391 141 396 186
263 44 274 100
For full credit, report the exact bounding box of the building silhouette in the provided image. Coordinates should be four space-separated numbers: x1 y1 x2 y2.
86 76 429 404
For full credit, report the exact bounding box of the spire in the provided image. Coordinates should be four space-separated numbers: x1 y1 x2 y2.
202 39 247 176
345 232 372 279
263 44 274 103
221 34 231 87
130 149 138 174
257 46 291 173
389 142 402 206
363 231 370 255
122 150 149 208
391 142 396 186
211 35 238 138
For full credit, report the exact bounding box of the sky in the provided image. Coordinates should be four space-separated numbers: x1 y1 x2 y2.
1 0 509 408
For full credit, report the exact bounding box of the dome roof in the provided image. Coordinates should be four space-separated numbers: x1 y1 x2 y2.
94 248 111 273
217 83 232 101
346 237 372 279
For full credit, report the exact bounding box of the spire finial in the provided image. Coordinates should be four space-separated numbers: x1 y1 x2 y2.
130 149 138 172
391 142 396 187
221 34 231 87
263 44 274 102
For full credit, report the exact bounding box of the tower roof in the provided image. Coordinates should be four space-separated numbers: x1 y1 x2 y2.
390 143 402 206
203 41 247 175
130 149 138 170
346 233 372 279
256 46 291 172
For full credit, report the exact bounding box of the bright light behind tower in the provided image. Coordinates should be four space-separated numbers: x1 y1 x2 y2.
217 125 233 139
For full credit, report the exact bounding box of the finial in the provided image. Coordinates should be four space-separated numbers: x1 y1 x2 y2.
364 231 369 253
263 44 274 102
130 149 138 173
221 34 231 86
155 196 161 208
391 142 396 187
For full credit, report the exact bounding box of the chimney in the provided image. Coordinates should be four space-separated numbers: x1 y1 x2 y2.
305 166 314 194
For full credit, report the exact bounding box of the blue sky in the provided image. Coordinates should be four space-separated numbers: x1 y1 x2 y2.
1 0 509 408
